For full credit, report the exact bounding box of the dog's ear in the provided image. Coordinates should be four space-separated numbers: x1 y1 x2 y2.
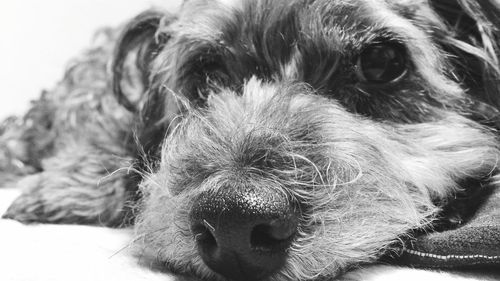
113 10 185 164
430 0 500 124
112 10 174 113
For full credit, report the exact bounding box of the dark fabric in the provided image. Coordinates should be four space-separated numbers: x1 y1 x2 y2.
394 185 500 268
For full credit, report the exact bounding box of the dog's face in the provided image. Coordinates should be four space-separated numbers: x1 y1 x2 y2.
113 0 500 280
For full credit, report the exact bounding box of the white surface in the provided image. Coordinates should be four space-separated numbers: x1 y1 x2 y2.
0 188 172 281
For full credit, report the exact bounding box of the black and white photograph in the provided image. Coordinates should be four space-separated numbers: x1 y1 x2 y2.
0 0 499 280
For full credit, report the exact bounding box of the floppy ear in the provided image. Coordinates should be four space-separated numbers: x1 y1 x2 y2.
430 0 500 125
112 10 180 161
112 10 174 113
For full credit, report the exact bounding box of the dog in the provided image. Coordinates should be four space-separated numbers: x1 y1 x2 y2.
1 0 500 280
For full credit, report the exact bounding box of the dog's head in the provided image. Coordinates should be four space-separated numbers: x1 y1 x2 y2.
113 0 500 280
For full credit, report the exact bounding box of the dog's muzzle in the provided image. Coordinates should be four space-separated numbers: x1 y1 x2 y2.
190 185 299 281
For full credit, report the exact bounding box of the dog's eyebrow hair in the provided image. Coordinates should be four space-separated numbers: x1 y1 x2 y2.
167 0 237 43
217 0 244 10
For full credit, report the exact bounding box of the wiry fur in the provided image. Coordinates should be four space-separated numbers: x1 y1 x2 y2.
135 79 499 280
1 0 500 280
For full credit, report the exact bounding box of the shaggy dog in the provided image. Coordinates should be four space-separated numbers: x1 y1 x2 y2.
1 0 500 280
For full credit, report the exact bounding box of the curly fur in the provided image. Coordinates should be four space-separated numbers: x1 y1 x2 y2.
1 29 138 225
2 0 500 280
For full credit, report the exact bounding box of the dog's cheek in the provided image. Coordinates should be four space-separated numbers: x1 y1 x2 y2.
269 116 495 279
282 116 500 278
394 115 500 199
252 112 442 278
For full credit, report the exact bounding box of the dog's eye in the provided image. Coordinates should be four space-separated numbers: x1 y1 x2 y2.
356 43 407 83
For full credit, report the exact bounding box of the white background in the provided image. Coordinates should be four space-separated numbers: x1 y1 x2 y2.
0 0 181 120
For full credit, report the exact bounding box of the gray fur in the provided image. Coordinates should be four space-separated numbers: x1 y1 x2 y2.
1 0 500 280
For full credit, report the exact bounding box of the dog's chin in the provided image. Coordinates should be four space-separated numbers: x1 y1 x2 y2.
162 259 334 281
164 260 224 281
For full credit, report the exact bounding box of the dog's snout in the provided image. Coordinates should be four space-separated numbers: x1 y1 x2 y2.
190 186 298 281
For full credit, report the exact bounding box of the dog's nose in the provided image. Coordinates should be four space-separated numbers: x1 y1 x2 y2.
190 186 298 281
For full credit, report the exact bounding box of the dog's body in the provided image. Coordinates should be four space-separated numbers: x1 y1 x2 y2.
1 0 500 280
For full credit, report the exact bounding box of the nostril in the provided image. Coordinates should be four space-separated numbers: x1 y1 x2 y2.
192 222 217 253
251 221 296 252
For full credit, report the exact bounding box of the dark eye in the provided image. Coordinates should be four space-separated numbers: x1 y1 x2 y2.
356 43 408 83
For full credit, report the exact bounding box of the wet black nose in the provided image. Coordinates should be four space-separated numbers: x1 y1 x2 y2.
190 186 298 281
